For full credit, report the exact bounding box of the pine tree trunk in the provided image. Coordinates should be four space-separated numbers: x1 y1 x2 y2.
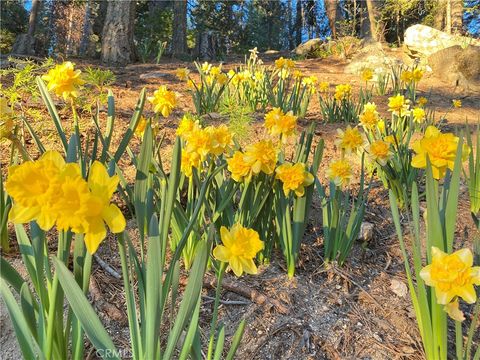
446 0 452 34
101 0 136 66
434 2 445 30
324 0 337 38
295 0 303 46
287 0 294 49
451 0 463 33
365 0 384 42
172 0 187 57
80 0 93 56
12 0 40 55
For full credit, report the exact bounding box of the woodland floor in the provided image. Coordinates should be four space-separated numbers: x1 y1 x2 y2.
1 50 480 359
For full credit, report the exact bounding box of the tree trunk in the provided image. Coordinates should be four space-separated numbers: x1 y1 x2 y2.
80 0 92 56
446 0 452 34
172 0 187 57
287 0 294 49
11 0 40 55
101 0 136 66
434 2 445 30
365 0 384 42
295 0 303 46
451 0 463 33
324 0 337 38
359 0 371 39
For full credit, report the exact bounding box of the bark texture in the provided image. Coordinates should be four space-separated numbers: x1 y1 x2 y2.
172 0 187 56
365 0 384 42
101 0 136 66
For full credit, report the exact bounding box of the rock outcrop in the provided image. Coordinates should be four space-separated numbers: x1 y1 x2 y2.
293 38 323 55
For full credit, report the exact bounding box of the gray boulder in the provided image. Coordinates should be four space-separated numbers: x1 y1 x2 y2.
428 45 480 91
404 24 480 58
293 38 323 55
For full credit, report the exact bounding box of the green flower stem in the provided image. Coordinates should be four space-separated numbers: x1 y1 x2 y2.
456 320 463 360
45 232 66 360
207 262 227 360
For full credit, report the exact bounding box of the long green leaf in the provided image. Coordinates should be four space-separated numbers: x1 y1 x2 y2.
0 279 40 360
36 77 68 152
163 239 210 359
54 258 119 359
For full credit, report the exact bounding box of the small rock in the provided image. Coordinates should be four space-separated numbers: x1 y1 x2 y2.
139 72 170 80
357 222 374 242
390 279 408 298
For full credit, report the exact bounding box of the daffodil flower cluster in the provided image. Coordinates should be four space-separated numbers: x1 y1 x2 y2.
5 151 126 254
177 116 233 177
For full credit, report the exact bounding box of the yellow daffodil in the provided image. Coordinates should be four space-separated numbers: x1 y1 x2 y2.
412 107 425 123
181 149 202 177
176 115 198 137
367 140 392 166
335 126 363 154
318 81 329 93
227 151 253 182
6 151 66 230
184 126 212 160
327 159 353 187
264 108 297 139
275 162 314 197
452 99 462 108
82 161 126 254
411 126 469 179
210 66 222 76
359 102 380 130
243 140 278 175
135 116 148 138
388 94 408 116
420 247 480 305
175 67 190 81
148 85 177 117
216 72 228 85
42 61 84 100
400 70 413 83
201 62 212 74
275 57 295 70
206 124 232 156
334 84 351 101
417 97 428 107
213 223 264 277
377 119 386 134
412 68 424 82
54 163 95 234
360 68 373 82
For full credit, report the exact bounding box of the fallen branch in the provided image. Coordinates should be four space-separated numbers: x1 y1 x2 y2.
94 253 121 279
180 273 289 314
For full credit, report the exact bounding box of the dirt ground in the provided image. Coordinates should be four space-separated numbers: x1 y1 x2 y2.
1 50 479 359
